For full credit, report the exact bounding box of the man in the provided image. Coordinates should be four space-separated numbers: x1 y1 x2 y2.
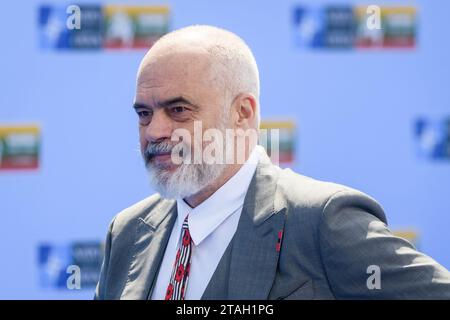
95 25 450 300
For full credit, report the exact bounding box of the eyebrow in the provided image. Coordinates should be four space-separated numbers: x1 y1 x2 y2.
133 96 199 110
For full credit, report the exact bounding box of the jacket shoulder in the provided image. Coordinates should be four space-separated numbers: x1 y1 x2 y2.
276 168 354 207
110 193 170 236
276 167 386 223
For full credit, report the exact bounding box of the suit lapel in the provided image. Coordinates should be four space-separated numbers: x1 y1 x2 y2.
120 149 286 300
121 199 177 299
227 151 287 299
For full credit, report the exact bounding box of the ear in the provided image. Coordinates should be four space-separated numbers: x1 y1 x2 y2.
233 93 257 128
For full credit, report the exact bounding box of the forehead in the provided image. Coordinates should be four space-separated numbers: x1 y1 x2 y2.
136 51 221 105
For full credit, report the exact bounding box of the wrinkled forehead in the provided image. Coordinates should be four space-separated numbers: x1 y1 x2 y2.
136 50 223 105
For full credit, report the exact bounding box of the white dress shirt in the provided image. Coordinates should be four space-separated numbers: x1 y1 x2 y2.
151 147 261 300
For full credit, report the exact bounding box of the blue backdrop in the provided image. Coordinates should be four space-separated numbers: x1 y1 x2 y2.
0 0 449 299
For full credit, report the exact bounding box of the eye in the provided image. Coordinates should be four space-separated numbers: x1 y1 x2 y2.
135 109 152 125
137 110 150 117
172 106 186 113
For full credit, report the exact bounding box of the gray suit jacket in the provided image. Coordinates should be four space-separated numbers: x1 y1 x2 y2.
95 151 450 299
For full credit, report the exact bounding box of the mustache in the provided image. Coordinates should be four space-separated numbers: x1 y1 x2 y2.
144 141 175 160
144 141 189 168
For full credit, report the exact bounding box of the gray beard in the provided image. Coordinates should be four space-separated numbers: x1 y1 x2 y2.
146 158 226 199
145 118 229 199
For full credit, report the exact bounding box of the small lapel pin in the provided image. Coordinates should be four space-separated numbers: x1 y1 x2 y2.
276 229 283 252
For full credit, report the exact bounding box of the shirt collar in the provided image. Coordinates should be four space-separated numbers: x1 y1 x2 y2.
176 146 261 246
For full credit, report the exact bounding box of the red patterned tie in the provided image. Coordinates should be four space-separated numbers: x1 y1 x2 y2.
165 215 193 300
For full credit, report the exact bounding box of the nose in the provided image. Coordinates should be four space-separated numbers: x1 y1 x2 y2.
144 109 173 143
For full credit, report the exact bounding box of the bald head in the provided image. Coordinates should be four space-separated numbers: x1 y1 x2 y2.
137 25 260 126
